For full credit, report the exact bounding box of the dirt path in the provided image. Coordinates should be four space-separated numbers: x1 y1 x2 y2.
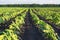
22 9 45 40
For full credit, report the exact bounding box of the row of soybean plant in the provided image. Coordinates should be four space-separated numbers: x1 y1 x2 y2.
0 8 27 24
30 9 59 40
33 8 60 27
0 9 28 40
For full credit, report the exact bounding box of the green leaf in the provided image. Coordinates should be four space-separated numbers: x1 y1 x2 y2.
0 17 3 23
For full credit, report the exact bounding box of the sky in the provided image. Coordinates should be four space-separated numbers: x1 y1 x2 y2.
0 0 60 4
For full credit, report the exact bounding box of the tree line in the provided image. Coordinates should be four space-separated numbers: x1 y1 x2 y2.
0 4 60 7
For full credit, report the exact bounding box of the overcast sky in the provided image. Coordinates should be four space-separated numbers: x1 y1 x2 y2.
0 0 60 4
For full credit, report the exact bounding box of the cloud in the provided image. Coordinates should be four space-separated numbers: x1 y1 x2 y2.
0 0 18 4
0 0 60 4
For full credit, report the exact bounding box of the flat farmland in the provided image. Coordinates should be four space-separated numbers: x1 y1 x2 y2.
0 7 60 40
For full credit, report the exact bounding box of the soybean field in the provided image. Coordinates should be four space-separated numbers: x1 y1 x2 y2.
0 7 60 40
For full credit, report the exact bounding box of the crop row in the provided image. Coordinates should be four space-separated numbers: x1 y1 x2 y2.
30 9 60 40
33 8 60 27
0 9 28 40
0 8 27 24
